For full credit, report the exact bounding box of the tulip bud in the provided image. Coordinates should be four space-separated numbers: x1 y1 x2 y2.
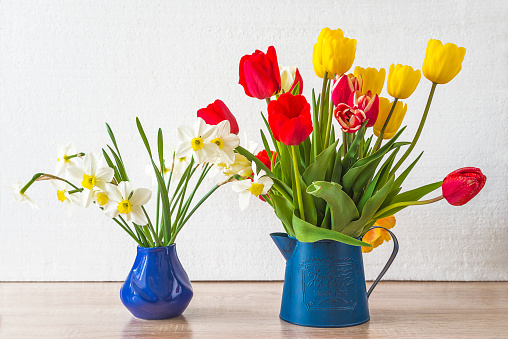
239 46 281 100
268 93 312 146
279 66 303 95
373 97 407 139
313 28 356 78
354 66 386 96
255 150 277 170
197 100 239 134
442 167 486 206
422 39 466 84
331 74 361 106
387 64 421 99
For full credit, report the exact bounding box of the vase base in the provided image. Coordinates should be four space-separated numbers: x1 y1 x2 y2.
279 315 370 328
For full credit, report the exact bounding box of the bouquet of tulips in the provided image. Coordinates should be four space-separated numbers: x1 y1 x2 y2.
8 116 242 247
226 28 486 251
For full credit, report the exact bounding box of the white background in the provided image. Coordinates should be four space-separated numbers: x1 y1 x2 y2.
0 0 506 281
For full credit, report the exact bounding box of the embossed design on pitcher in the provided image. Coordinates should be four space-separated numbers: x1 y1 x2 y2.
301 257 360 310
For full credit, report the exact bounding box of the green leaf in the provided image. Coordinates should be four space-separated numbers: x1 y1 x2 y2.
342 123 367 174
102 149 121 183
271 194 295 237
106 122 123 161
291 82 300 95
136 117 152 157
341 176 395 238
307 181 359 233
299 179 317 226
157 129 165 174
302 140 338 186
352 126 406 169
136 117 172 244
107 145 129 182
292 213 371 247
260 112 280 155
331 145 343 184
350 157 383 201
374 181 442 220
373 147 400 193
260 129 273 162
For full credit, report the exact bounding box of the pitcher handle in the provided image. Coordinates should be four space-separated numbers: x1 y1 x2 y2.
366 226 399 298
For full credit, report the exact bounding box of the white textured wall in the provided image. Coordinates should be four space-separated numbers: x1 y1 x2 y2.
1 0 507 281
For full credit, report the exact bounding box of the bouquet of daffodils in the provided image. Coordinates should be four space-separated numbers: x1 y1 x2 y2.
9 115 241 247
226 28 486 251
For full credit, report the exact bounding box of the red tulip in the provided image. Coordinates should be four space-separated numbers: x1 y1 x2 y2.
239 46 281 100
197 99 239 134
332 74 361 106
442 167 486 206
268 93 313 146
255 150 277 170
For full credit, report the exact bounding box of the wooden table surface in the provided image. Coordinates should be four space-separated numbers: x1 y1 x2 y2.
0 281 507 338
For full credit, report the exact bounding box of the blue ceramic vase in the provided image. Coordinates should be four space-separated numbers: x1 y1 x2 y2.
120 245 193 320
271 227 398 328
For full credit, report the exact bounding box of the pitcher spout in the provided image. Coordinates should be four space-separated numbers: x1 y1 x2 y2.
270 232 297 261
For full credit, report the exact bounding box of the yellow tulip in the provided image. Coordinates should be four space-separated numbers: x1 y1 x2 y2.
373 97 407 139
423 39 466 84
387 64 421 99
361 216 396 253
354 66 386 96
313 27 356 79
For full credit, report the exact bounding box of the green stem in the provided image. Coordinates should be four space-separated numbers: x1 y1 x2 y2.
142 206 162 247
112 218 143 246
342 131 348 154
323 84 334 148
318 71 329 130
373 195 444 220
63 152 85 161
391 82 438 175
265 98 271 105
169 183 222 244
291 146 305 221
373 98 398 151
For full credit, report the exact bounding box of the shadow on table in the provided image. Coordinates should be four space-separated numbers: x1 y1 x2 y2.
122 315 192 338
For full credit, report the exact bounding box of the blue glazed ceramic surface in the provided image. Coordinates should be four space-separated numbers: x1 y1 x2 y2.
120 245 193 320
271 230 398 328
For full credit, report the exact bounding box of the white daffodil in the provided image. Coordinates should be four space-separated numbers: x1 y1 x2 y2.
66 153 114 207
55 142 77 176
145 143 190 185
94 190 110 207
103 181 151 225
210 120 240 165
51 180 80 217
231 162 273 211
214 132 258 178
175 118 219 164
215 154 253 178
7 181 38 209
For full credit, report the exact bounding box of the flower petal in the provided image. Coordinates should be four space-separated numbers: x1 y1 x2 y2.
105 183 123 202
117 181 133 200
130 205 148 225
130 188 151 206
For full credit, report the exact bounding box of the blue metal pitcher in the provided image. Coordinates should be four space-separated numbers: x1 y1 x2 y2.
270 227 398 327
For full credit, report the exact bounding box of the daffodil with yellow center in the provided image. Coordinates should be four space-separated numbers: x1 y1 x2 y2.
232 162 274 211
66 153 114 208
354 66 386 96
54 142 77 176
423 39 466 84
211 137 224 149
104 181 152 225
175 118 219 164
387 64 421 99
117 200 132 214
210 120 240 165
191 137 204 151
51 179 80 217
57 190 67 202
95 192 109 206
313 27 356 79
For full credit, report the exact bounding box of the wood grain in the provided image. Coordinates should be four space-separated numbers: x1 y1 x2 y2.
0 282 507 338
